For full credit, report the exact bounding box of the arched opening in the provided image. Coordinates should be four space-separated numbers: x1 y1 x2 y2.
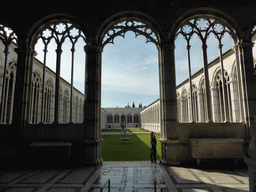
174 15 242 123
30 20 86 124
99 15 161 161
0 24 17 124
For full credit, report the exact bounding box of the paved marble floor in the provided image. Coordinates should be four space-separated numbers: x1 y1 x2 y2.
0 161 249 192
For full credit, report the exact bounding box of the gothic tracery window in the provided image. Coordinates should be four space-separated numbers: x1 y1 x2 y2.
33 21 86 124
176 93 181 122
63 90 69 123
199 79 208 122
44 79 53 123
175 16 238 123
215 70 232 122
0 24 17 124
181 89 189 122
101 20 159 48
0 61 17 124
30 71 41 123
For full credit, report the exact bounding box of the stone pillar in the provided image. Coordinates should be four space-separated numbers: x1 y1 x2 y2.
54 46 62 124
12 40 33 136
202 42 212 122
210 85 220 122
197 90 204 122
233 44 244 123
240 41 256 136
158 42 188 165
229 77 240 122
82 41 102 165
188 95 192 122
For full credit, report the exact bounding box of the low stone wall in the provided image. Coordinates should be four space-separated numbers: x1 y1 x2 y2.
23 124 86 141
190 138 244 166
160 122 247 165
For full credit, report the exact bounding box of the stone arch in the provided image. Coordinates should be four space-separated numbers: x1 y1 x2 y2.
98 11 162 49
173 10 240 123
27 14 87 124
230 60 238 81
29 71 42 124
45 77 54 89
198 76 205 93
211 66 222 87
170 8 240 43
0 60 17 124
33 69 42 78
27 13 88 48
0 24 18 124
181 88 188 99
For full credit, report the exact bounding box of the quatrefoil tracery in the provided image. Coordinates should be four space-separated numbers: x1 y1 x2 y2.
176 17 232 43
102 20 159 47
35 22 86 48
0 24 18 45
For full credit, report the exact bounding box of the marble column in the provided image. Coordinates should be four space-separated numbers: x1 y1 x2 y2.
240 41 256 136
229 77 240 122
158 42 189 165
197 90 204 122
83 41 103 165
54 46 62 124
12 40 34 135
210 85 220 122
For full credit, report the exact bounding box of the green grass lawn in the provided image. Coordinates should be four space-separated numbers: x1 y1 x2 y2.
127 128 149 132
101 135 161 161
101 128 149 133
101 129 123 132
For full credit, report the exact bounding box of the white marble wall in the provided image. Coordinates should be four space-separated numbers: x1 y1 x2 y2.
0 42 84 124
140 99 160 133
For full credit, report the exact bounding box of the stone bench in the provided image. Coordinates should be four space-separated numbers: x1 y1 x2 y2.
189 138 244 166
29 142 72 157
120 138 130 144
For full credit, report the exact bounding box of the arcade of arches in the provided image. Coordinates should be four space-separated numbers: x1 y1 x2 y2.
1 0 256 190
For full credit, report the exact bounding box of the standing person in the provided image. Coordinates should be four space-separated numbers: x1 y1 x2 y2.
150 132 157 163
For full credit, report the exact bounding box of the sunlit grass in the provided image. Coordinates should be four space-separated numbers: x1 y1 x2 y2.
101 128 150 133
101 135 161 161
101 129 123 132
127 128 149 132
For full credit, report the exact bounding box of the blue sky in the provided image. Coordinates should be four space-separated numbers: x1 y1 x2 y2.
35 27 233 108
102 31 159 108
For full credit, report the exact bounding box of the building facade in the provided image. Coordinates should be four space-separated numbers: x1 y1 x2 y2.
102 106 143 129
140 99 160 133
